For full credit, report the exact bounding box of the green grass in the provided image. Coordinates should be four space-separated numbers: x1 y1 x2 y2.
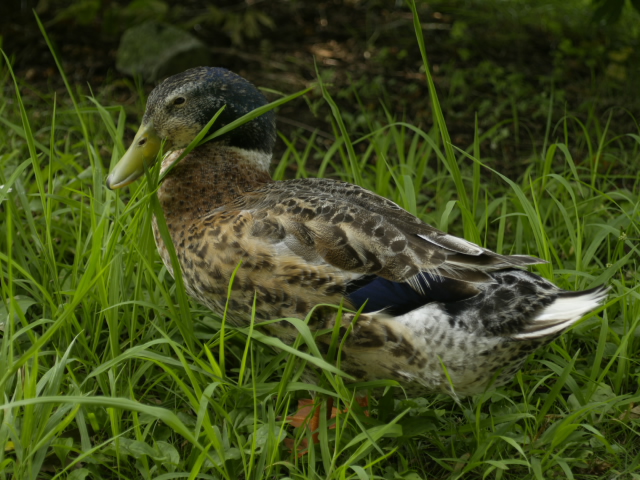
1 4 639 480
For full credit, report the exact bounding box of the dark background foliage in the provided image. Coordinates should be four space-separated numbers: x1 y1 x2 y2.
1 0 639 178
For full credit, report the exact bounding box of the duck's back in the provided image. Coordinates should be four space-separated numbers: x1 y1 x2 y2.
155 169 544 326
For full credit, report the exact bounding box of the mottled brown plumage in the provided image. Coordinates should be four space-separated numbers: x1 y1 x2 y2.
108 67 606 397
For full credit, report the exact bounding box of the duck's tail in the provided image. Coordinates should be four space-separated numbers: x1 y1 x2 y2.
510 285 608 340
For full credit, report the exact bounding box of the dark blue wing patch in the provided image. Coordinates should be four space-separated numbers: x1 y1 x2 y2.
346 273 480 315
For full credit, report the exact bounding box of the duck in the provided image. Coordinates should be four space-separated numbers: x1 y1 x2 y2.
106 66 606 401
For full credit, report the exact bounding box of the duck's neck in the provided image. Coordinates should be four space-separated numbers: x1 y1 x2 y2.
157 142 273 224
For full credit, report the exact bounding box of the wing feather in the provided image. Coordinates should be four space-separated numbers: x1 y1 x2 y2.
238 178 544 285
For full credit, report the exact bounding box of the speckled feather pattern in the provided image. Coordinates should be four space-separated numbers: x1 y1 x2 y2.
131 67 607 397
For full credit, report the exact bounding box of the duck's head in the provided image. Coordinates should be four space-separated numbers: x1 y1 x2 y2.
106 67 276 189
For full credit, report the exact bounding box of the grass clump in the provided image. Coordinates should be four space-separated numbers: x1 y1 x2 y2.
1 5 639 480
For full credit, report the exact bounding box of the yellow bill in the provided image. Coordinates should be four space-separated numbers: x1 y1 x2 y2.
106 122 164 189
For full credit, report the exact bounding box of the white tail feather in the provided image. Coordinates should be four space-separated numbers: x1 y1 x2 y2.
511 287 608 340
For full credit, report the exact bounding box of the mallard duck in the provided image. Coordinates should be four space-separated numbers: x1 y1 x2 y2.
107 67 606 399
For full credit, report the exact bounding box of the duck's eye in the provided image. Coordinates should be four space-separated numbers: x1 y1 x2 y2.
173 97 186 106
